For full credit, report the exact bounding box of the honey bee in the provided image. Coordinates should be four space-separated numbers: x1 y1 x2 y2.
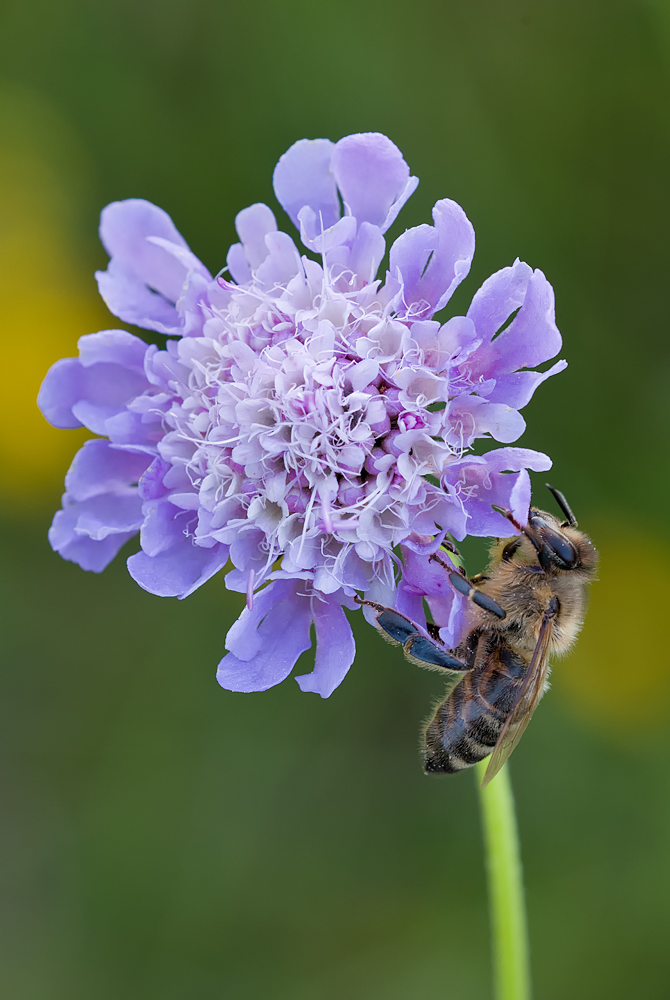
360 485 598 786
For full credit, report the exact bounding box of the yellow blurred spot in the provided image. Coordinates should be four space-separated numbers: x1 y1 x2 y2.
0 85 110 506
555 520 670 732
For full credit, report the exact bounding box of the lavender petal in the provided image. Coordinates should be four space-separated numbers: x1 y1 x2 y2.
273 138 339 232
331 133 417 232
64 440 151 501
49 506 137 572
37 358 85 429
295 598 356 697
127 538 229 599
217 584 313 692
389 199 475 317
466 259 533 341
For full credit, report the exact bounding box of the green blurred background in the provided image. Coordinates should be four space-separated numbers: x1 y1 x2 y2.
1 1 669 997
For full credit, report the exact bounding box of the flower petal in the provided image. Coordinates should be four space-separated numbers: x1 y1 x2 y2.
96 199 208 333
442 397 510 449
146 236 211 278
468 269 561 378
138 457 171 500
65 440 151 501
233 203 278 271
217 583 313 692
96 259 181 333
37 358 85 429
295 598 355 697
38 332 150 433
254 231 302 288
395 579 426 626
434 590 469 649
475 446 553 474
226 242 251 285
401 545 455 600
443 448 552 536
71 366 150 435
127 536 229 598
298 210 356 254
348 222 386 284
224 580 295 661
491 269 561 370
446 396 526 445
466 259 532 342
390 547 470 648
99 199 190 300
486 359 568 409
77 329 148 372
331 133 417 232
389 199 474 317
49 505 137 572
71 493 145 540
273 138 339 231
138 500 188 557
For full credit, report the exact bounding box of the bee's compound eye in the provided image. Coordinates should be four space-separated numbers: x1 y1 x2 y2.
543 528 579 568
502 538 521 561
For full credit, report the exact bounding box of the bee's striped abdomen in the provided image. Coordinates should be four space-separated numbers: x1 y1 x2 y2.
423 642 527 774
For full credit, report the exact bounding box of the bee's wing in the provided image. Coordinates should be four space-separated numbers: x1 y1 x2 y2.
481 607 555 787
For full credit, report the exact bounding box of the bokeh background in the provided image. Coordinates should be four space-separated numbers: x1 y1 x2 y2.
1 1 669 997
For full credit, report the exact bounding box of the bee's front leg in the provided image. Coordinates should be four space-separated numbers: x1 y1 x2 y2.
355 597 472 673
403 633 473 672
447 571 506 620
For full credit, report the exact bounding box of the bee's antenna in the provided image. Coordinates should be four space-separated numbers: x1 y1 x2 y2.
491 505 535 541
491 505 547 564
545 484 578 527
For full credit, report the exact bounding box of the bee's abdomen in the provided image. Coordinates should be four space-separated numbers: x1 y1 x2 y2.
423 644 527 774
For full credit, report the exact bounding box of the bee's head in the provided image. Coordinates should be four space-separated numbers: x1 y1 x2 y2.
527 508 580 570
494 485 587 573
499 510 579 571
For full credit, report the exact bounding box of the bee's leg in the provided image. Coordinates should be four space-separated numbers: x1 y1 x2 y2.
428 553 502 614
447 571 506 620
440 538 463 561
354 596 385 613
403 634 472 672
355 598 423 646
355 597 472 672
430 551 467 577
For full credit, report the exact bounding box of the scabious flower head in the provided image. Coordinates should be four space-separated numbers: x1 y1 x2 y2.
38 133 565 697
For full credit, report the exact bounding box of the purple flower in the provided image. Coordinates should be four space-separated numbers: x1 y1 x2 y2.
38 132 565 698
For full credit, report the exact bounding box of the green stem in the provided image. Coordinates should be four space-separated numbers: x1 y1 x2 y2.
475 760 531 1000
